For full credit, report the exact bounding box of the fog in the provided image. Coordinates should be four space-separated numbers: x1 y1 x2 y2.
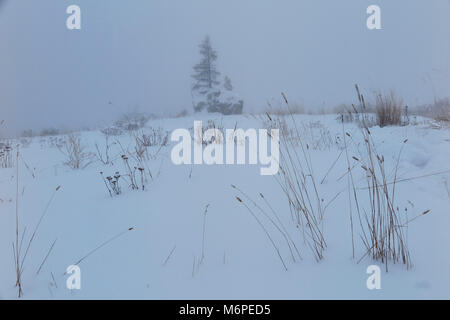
1 0 449 135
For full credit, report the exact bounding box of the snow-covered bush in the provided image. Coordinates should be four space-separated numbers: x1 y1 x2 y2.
40 127 60 137
173 109 190 118
115 112 151 131
21 129 34 138
101 127 123 136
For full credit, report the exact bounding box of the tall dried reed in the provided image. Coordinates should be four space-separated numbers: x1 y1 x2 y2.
346 85 430 271
266 93 327 262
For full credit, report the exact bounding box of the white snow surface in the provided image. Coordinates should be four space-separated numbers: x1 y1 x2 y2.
0 114 449 299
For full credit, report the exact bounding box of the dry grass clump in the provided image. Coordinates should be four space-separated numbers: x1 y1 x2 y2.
99 154 149 197
233 185 302 270
335 103 376 126
191 120 224 145
265 100 305 115
13 149 60 297
335 90 406 128
375 91 403 127
414 98 450 122
264 94 326 262
95 134 113 165
58 133 93 169
131 128 169 163
98 128 164 197
135 128 169 148
263 116 335 151
0 121 14 168
0 142 13 168
344 85 430 270
430 98 450 122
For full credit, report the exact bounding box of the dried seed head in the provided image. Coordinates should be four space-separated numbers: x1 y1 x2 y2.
281 92 288 104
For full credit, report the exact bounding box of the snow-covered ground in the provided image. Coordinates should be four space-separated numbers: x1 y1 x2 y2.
0 113 449 299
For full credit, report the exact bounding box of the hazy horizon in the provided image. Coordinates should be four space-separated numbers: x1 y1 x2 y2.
1 0 449 135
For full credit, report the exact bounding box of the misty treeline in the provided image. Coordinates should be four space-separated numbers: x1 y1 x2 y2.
4 33 450 139
191 35 243 115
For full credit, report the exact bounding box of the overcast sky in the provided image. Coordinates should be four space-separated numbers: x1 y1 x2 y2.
1 0 449 135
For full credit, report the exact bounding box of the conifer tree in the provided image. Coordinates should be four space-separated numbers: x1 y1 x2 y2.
192 35 220 94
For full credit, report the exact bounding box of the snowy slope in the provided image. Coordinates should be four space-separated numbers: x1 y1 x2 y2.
0 114 449 299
